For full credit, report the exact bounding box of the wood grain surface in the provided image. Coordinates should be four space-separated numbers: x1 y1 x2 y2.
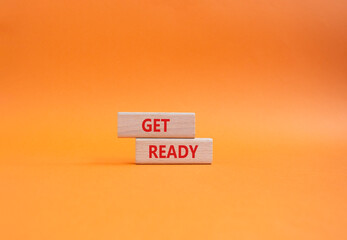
118 112 195 138
136 138 213 164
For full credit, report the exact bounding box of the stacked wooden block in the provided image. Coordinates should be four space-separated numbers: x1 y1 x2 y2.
117 112 213 164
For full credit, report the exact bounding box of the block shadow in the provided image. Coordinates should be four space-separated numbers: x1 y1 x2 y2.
79 158 135 166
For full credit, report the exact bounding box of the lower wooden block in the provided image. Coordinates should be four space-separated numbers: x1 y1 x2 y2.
136 138 213 164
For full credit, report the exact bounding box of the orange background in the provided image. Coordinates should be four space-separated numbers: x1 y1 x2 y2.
1 0 346 239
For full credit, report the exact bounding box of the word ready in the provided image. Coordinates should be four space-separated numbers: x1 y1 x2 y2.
136 138 212 164
118 112 195 138
149 145 198 158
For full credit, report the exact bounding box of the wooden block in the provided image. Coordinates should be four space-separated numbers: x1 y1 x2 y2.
136 138 213 164
118 112 195 138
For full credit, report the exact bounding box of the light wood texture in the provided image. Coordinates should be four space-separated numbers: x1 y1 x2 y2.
118 112 195 138
136 138 213 164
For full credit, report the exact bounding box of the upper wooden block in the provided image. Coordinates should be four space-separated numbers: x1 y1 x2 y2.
117 112 195 138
